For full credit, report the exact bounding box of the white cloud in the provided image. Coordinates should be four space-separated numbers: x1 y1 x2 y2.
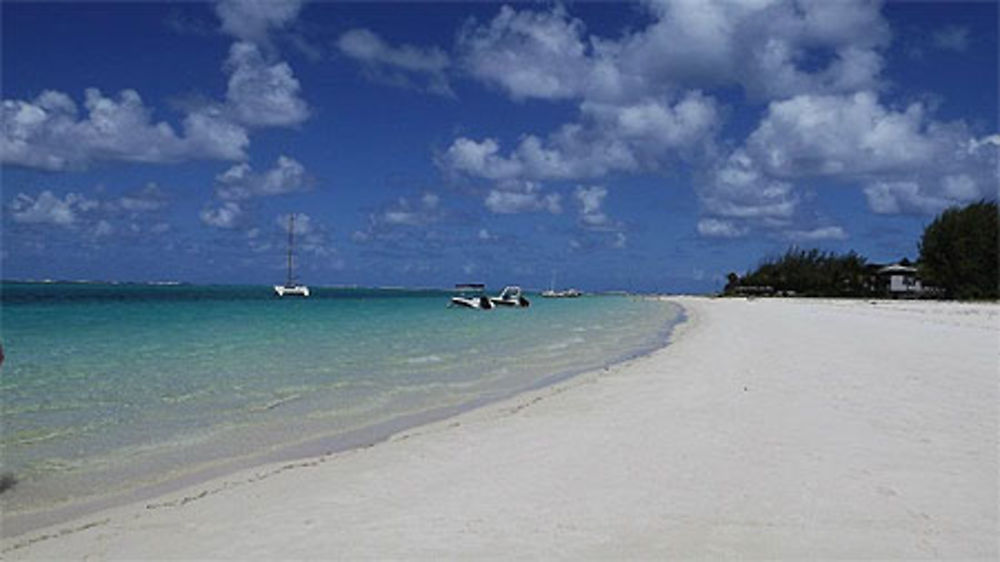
8 190 98 226
215 0 303 45
619 0 889 100
458 1 889 104
116 183 168 212
743 92 996 214
200 201 245 229
862 177 982 216
783 226 849 241
458 5 592 101
697 91 998 235
216 155 308 200
2 1 312 173
6 183 174 243
338 28 452 96
484 180 561 214
932 25 970 52
1 89 249 171
224 41 309 127
382 192 441 226
353 192 445 244
440 137 524 181
700 149 798 220
574 185 609 227
746 91 940 178
441 92 718 182
697 218 749 238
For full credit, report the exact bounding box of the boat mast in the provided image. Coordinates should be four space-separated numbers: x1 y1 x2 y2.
286 214 295 286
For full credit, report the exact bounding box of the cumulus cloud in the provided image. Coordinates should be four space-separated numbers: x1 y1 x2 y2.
115 183 169 212
441 92 718 182
457 1 889 104
200 201 245 229
695 90 998 238
8 190 98 226
6 184 171 240
1 89 249 171
215 155 308 200
2 0 311 172
742 91 997 215
224 41 309 127
697 218 749 239
215 0 303 45
382 192 442 226
338 28 452 96
574 185 609 227
444 1 907 228
485 180 561 214
353 192 447 243
745 91 940 177
618 0 889 100
701 148 799 220
458 5 593 101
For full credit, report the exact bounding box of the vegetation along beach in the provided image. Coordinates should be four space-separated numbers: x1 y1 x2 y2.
2 0 997 559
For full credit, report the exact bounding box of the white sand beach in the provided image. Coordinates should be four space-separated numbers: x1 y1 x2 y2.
3 297 997 559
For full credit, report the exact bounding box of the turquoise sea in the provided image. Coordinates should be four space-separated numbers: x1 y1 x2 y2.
0 283 682 534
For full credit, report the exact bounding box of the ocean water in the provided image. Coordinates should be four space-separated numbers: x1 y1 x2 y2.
0 283 681 533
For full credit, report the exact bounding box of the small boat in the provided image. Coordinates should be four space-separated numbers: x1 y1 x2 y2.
542 288 582 298
274 214 310 297
450 283 494 309
490 285 530 308
541 271 581 298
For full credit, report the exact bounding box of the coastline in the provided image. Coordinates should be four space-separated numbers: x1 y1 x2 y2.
0 296 682 539
4 297 997 559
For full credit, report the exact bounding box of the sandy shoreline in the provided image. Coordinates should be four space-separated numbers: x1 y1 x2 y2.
3 297 997 559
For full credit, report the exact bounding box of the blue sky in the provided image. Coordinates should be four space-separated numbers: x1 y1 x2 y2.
2 1 997 292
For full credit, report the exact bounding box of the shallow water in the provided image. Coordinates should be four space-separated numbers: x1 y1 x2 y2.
0 283 681 532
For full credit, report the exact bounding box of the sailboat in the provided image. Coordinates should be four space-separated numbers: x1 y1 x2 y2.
274 214 310 297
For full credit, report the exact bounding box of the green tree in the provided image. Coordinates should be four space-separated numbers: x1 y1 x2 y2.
919 200 999 299
736 247 873 297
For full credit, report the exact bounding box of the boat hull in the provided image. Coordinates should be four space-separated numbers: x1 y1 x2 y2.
450 296 494 309
275 285 310 297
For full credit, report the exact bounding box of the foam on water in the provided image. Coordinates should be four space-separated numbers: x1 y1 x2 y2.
0 283 681 534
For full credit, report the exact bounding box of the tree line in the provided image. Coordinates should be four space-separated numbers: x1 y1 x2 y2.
724 200 998 300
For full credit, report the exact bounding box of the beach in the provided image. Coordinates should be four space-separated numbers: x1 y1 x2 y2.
3 296 997 559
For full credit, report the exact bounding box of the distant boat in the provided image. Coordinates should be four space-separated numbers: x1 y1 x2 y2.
542 288 582 298
274 214 310 297
450 283 494 309
490 285 530 308
541 271 581 298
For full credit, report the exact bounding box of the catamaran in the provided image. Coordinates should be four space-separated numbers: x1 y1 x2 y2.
274 214 310 297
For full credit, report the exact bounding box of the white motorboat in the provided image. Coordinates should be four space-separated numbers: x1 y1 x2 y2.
449 283 494 309
490 285 530 308
274 214 310 297
541 288 582 298
541 270 581 298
